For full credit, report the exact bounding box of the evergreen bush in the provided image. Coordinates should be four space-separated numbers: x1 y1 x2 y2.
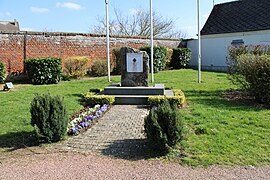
144 100 183 155
62 56 90 79
171 48 191 69
140 46 167 73
25 57 62 84
0 62 6 83
30 94 68 143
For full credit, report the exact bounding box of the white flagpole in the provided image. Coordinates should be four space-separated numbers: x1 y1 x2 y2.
197 0 201 83
150 0 154 83
105 0 111 82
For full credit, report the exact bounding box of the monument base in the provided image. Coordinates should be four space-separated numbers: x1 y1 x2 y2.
103 84 174 105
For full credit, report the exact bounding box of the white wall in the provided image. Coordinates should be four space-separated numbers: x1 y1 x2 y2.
187 29 270 71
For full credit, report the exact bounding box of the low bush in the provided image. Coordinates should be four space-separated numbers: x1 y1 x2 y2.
30 94 68 143
140 46 167 73
62 56 90 79
25 57 62 85
82 92 115 106
148 89 185 108
144 100 183 155
0 62 6 83
171 48 191 69
90 59 108 77
112 48 121 75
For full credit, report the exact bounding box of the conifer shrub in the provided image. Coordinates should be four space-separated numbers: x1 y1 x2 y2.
144 100 183 155
30 94 68 143
171 48 191 69
62 56 90 79
25 57 62 84
0 62 5 83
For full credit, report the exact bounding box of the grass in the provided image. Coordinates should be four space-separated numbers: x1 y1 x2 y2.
0 69 269 167
154 70 270 166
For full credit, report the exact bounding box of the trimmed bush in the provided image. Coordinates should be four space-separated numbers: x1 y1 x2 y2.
82 92 115 106
171 48 191 69
144 100 183 155
90 59 108 77
25 57 62 85
62 56 90 79
140 46 167 73
148 89 185 108
0 62 6 83
30 94 68 143
112 48 121 75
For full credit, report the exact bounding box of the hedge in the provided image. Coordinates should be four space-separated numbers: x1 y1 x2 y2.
171 48 191 69
25 57 62 84
0 62 5 84
140 46 167 73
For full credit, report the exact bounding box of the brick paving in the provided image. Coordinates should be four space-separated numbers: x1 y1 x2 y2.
54 105 152 159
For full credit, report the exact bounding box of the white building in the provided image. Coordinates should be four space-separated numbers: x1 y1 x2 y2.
187 0 270 71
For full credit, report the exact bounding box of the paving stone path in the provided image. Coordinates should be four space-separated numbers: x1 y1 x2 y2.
55 105 152 159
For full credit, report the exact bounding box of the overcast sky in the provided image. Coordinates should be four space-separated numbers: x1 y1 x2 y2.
0 0 236 38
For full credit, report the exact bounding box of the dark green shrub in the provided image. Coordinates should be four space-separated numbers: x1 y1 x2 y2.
140 46 167 73
90 59 108 77
0 62 6 83
62 56 90 79
112 48 121 75
144 100 183 155
30 94 68 143
144 109 168 153
25 57 62 85
171 48 191 69
82 92 115 106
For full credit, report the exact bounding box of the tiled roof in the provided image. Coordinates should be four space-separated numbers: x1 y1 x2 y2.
201 0 270 35
0 20 20 31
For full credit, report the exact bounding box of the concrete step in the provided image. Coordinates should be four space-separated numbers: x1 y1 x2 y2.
104 86 165 96
111 90 174 105
113 95 149 105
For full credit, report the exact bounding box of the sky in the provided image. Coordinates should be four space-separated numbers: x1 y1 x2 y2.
0 0 236 38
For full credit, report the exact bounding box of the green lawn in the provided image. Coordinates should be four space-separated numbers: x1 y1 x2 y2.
0 69 269 166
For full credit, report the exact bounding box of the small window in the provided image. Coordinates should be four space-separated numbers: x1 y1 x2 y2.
231 39 245 46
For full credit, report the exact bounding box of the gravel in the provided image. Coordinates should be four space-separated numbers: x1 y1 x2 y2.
0 149 269 180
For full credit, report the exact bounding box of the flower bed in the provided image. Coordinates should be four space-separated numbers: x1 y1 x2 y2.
68 104 110 135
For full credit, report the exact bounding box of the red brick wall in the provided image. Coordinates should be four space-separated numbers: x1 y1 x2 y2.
0 31 181 74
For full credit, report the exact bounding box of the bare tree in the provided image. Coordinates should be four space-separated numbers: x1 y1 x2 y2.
91 8 186 39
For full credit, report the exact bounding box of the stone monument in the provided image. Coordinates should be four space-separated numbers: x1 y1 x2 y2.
120 47 149 87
